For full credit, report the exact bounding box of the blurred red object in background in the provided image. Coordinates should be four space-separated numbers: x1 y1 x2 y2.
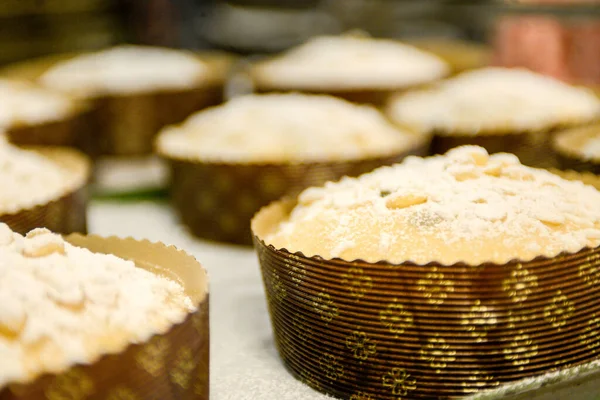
493 0 600 86
569 21 600 85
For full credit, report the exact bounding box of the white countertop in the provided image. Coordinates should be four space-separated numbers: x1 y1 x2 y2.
89 200 331 400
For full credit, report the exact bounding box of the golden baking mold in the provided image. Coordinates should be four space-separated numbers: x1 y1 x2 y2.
0 234 210 400
0 51 236 157
162 140 428 245
0 147 90 235
252 198 600 400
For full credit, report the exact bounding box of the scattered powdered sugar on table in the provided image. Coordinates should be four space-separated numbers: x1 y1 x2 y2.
387 67 600 134
253 34 450 90
464 358 600 400
266 145 600 265
89 200 600 400
0 225 195 388
40 45 209 96
156 93 420 162
88 201 332 400
0 79 75 128
0 140 83 214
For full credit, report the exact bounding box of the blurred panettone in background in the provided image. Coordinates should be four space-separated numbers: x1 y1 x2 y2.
0 0 124 66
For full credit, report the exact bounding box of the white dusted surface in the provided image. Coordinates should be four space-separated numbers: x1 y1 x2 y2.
40 46 209 96
156 93 417 163
89 200 330 400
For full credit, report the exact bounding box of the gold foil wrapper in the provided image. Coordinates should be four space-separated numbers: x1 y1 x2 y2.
251 198 600 400
253 86 404 107
0 234 210 400
0 147 90 235
163 142 428 245
6 107 95 156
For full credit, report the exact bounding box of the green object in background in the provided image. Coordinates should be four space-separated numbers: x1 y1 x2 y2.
93 188 169 202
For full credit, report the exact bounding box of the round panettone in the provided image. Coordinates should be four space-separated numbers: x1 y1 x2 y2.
0 79 76 128
252 145 600 400
39 46 212 98
0 228 209 400
157 93 429 244
251 33 450 104
157 93 423 163
0 138 90 235
265 145 600 265
33 45 231 158
0 79 88 150
387 67 600 167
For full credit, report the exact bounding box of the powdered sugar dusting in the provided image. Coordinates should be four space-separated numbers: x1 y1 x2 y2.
40 45 209 97
0 226 195 388
156 93 421 162
0 141 85 214
0 79 75 128
387 67 600 135
253 34 450 90
266 146 600 265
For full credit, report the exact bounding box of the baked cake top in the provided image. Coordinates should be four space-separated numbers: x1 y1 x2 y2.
387 68 600 135
265 146 600 265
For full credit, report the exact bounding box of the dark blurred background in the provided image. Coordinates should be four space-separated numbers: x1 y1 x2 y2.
0 0 491 63
2 0 599 85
